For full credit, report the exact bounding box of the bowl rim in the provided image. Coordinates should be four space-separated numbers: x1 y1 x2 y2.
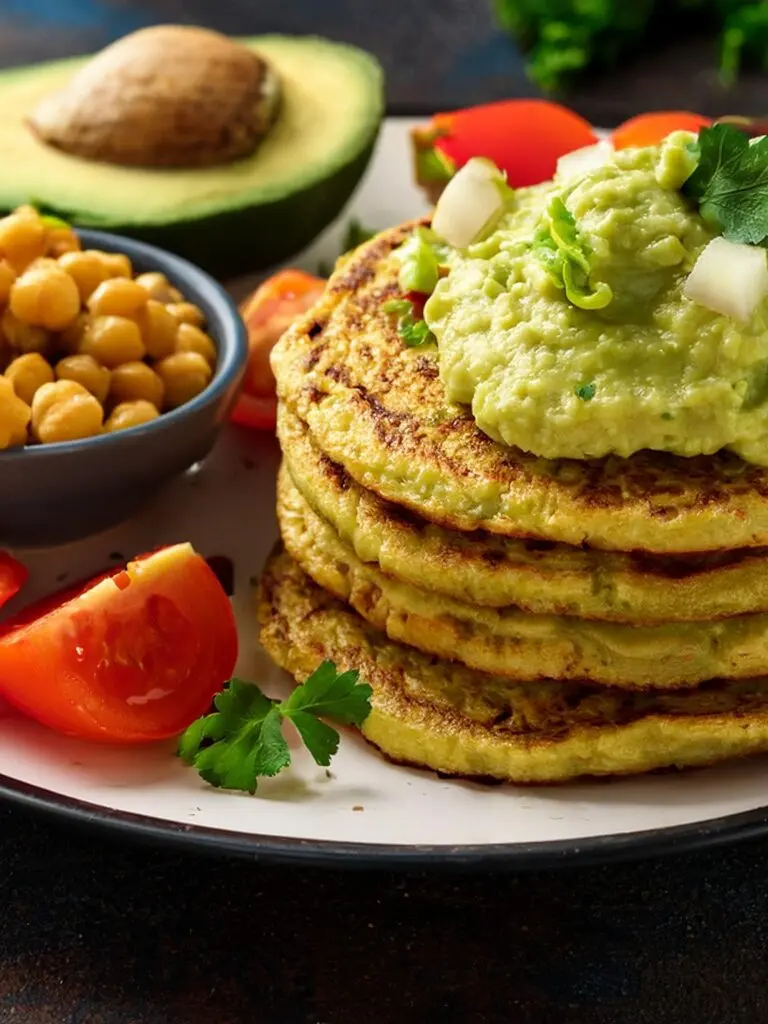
0 228 248 460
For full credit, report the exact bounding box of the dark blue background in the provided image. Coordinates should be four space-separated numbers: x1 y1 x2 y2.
0 0 766 121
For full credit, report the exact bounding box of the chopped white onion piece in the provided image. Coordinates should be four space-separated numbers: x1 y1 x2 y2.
431 157 506 249
684 237 768 321
556 140 614 181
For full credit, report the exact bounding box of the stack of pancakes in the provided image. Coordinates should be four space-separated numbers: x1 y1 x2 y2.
259 222 768 783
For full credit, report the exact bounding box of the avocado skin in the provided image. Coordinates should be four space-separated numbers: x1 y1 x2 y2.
74 133 379 279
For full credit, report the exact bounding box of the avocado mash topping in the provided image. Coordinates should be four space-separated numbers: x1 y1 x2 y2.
425 133 768 466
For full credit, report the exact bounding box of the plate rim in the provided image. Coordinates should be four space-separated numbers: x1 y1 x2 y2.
3 770 768 870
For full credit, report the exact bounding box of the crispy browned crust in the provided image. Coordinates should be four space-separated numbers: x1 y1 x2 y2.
271 221 768 554
279 404 768 622
257 547 768 784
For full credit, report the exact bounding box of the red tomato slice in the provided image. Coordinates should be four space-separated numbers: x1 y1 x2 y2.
234 269 325 431
0 543 237 743
231 391 278 431
0 552 26 610
432 100 599 188
612 111 712 150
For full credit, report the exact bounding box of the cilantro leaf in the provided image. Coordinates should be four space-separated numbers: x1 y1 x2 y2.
178 680 289 794
400 317 435 347
281 662 373 726
287 712 341 766
178 662 373 794
683 123 768 245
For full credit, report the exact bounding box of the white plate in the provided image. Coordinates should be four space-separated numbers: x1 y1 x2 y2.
2 118 768 869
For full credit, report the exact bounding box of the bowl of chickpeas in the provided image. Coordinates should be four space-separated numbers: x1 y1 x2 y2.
0 206 247 545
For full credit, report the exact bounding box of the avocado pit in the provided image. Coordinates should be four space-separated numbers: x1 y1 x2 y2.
26 25 281 169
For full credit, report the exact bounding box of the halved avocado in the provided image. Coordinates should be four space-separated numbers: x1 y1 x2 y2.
0 36 384 278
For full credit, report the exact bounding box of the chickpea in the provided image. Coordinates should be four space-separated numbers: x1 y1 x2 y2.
58 311 89 354
79 316 145 368
59 250 110 302
105 400 159 433
1 309 50 355
134 299 178 360
87 277 148 318
175 322 217 367
155 351 212 409
31 379 103 444
109 361 164 409
56 354 111 404
46 226 81 258
0 211 46 272
10 266 81 331
135 272 178 304
5 352 54 405
100 253 132 279
0 376 31 449
0 259 16 305
167 302 206 329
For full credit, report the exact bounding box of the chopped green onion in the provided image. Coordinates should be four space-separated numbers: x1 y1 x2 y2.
575 382 596 401
382 298 413 315
395 231 440 295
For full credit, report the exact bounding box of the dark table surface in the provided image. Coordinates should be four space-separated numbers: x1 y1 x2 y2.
2 802 768 1023
3 2 768 1021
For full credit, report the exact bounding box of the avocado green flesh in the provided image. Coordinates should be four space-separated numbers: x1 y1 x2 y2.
425 138 768 466
0 36 383 276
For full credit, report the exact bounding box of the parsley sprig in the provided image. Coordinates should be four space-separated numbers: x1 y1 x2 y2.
683 124 768 247
178 661 373 793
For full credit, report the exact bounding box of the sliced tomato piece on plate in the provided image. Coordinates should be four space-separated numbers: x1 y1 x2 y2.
612 111 712 150
233 269 326 431
0 551 26 610
0 543 237 743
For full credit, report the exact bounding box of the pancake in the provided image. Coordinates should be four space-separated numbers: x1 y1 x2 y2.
279 404 768 623
278 463 768 689
271 220 768 554
258 548 768 784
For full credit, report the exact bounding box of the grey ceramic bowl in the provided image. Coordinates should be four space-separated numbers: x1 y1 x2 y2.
0 229 248 547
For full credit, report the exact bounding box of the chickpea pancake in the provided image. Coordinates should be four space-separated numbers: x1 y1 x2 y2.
279 405 768 623
277 464 768 689
271 221 768 555
259 549 768 784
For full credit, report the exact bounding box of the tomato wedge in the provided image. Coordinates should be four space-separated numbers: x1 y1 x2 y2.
413 99 599 196
233 269 325 431
0 543 237 743
612 111 712 150
0 552 26 610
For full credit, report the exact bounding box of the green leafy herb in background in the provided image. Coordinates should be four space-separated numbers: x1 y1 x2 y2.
683 123 768 244
492 0 768 93
178 661 373 793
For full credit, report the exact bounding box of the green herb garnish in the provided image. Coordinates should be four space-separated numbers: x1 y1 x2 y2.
683 123 768 246
342 217 376 253
395 229 441 295
575 382 596 401
534 197 612 310
178 661 373 793
382 297 436 348
399 317 434 347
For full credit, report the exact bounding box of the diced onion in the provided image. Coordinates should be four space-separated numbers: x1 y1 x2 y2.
556 141 614 181
684 237 768 321
431 157 506 249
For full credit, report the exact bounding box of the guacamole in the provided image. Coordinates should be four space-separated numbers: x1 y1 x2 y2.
424 135 768 465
